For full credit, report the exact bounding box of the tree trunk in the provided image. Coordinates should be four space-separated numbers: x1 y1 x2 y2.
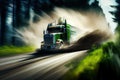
1 0 7 45
0 0 1 45
1 0 13 45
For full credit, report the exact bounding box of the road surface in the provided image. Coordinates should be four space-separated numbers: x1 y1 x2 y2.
0 51 87 80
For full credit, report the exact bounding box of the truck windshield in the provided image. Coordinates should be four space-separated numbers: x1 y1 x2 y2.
47 25 65 33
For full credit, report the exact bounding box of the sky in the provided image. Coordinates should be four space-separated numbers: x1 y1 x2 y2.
98 0 118 33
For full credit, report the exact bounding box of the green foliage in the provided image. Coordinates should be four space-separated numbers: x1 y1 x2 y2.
73 48 103 75
64 38 120 80
63 4 120 80
115 24 120 48
63 47 107 80
0 45 36 57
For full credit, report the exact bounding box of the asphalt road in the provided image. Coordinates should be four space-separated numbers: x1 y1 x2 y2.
0 51 87 80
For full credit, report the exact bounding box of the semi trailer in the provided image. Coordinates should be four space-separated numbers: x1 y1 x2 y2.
41 17 71 50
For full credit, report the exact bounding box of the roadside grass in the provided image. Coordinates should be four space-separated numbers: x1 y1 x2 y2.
63 25 120 80
73 48 104 75
63 46 106 80
63 41 117 80
0 45 36 57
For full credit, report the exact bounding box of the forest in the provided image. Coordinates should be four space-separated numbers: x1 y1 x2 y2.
0 0 96 46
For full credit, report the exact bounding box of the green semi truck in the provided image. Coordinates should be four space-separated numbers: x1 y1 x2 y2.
41 18 71 50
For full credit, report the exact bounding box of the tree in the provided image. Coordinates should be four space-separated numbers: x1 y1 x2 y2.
15 0 31 27
1 0 8 45
112 0 120 47
1 0 14 45
12 0 32 46
0 0 1 45
112 0 120 24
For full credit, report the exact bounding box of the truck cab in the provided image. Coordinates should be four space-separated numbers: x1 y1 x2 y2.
41 18 71 50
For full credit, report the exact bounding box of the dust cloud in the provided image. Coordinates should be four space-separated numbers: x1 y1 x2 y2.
16 7 112 48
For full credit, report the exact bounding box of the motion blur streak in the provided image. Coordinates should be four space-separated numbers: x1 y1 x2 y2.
16 7 111 48
0 54 49 66
0 51 87 80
